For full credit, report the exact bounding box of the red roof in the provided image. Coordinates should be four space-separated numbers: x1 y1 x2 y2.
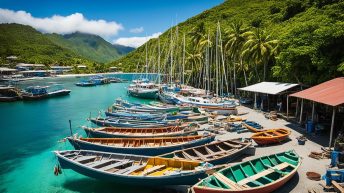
290 77 344 106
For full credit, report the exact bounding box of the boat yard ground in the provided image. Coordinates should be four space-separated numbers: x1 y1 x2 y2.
172 105 330 193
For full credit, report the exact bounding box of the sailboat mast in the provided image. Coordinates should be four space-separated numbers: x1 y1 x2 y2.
218 22 229 95
145 40 148 80
170 28 173 85
158 36 161 84
215 25 219 96
182 33 185 85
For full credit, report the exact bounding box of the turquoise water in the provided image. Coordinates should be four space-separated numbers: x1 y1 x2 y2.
0 74 160 193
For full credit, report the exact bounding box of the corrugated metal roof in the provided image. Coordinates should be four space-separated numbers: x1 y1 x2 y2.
238 82 299 95
290 77 344 106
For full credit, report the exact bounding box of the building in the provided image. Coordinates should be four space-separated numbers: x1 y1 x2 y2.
0 67 17 76
50 66 72 74
16 63 46 71
18 70 50 77
77 65 87 69
109 66 119 72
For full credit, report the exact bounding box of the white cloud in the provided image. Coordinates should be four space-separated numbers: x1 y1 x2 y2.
0 8 123 37
113 32 162 48
129 27 144 33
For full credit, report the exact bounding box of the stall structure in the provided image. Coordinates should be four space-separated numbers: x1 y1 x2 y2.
238 82 299 110
289 77 344 147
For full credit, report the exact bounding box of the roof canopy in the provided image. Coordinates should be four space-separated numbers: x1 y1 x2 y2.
238 82 299 95
290 77 344 106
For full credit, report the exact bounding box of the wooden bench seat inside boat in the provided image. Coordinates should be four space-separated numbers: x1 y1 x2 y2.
115 164 147 175
99 160 131 171
213 172 244 190
141 165 166 176
74 156 98 163
86 159 114 168
237 162 293 186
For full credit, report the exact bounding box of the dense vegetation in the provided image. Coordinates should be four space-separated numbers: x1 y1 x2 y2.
112 0 344 86
0 24 134 69
0 24 88 65
46 32 134 63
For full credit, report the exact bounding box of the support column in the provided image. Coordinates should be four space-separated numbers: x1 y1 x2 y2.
295 98 299 117
311 102 315 122
254 93 257 109
287 96 289 120
329 107 336 148
299 99 304 124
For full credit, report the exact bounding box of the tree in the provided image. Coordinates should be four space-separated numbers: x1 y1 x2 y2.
242 28 278 81
225 20 249 94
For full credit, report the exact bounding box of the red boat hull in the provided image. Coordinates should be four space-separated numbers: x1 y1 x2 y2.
192 168 297 193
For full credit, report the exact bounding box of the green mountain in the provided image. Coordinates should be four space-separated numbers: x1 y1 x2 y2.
0 23 88 65
46 32 134 63
112 0 344 85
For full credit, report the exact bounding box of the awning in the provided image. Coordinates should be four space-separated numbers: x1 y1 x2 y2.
290 77 344 107
238 82 299 95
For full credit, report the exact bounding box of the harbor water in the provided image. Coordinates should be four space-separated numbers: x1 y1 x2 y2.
0 74 158 193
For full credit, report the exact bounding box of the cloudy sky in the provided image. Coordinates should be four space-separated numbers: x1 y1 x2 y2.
0 0 223 48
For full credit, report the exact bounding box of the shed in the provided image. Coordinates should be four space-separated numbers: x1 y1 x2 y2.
289 77 344 147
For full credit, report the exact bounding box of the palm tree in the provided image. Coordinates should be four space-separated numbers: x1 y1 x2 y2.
242 28 278 81
225 20 249 95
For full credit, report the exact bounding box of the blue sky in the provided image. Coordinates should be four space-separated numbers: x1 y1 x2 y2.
0 0 223 47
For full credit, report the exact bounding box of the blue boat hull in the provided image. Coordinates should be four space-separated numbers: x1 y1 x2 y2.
57 155 208 186
68 136 215 156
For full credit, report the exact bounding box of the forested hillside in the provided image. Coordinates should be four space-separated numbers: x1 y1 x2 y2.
112 0 344 85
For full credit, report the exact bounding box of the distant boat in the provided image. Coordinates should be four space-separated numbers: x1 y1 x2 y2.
127 83 159 99
75 80 96 87
251 129 291 145
21 85 71 100
0 85 22 102
160 139 252 165
166 93 237 108
90 117 171 128
200 106 238 115
54 150 220 185
82 125 199 138
192 150 301 193
67 135 215 156
242 121 263 132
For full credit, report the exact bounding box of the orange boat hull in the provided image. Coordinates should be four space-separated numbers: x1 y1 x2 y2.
251 129 290 145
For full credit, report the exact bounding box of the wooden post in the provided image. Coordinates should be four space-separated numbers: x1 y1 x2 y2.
254 93 257 109
311 101 315 122
329 107 336 148
69 120 73 136
295 98 299 117
287 95 289 120
299 99 304 124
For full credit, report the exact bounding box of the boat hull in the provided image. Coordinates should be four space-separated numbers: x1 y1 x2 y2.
68 136 215 156
192 168 297 193
128 90 158 99
83 128 198 138
56 154 208 186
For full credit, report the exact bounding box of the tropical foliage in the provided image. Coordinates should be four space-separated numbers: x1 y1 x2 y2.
112 0 344 87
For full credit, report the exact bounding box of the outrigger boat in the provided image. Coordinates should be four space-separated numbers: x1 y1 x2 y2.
192 150 301 193
67 135 215 156
82 125 200 138
160 139 252 165
251 129 291 145
54 150 219 186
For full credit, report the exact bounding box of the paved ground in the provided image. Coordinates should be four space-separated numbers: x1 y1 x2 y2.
205 105 330 193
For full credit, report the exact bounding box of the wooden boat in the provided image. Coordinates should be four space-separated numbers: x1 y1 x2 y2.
242 121 263 132
128 83 159 99
160 139 252 165
21 86 71 100
226 116 246 123
82 125 199 138
67 135 215 156
105 111 162 120
0 86 22 102
90 117 171 128
192 150 301 193
201 106 238 115
251 129 291 145
184 115 208 124
54 150 219 186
